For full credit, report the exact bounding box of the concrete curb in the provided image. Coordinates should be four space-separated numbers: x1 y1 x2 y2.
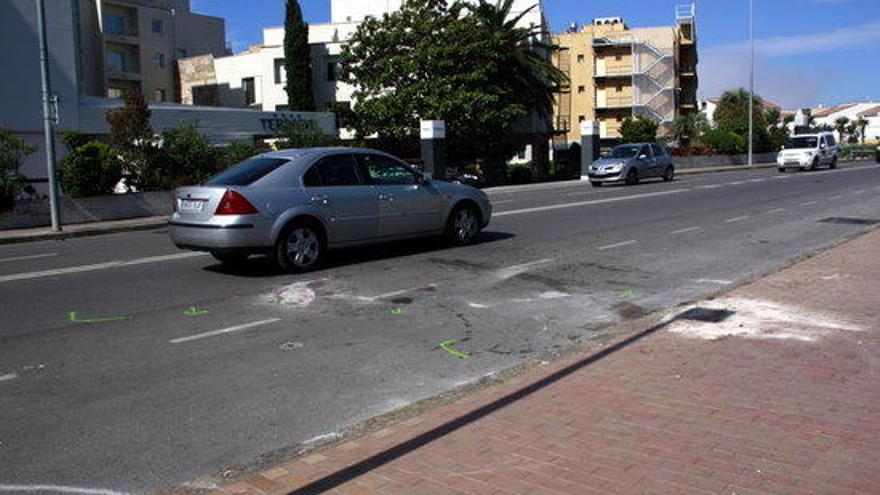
0 216 168 245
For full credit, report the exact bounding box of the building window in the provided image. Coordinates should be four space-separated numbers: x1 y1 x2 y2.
104 15 126 35
152 19 163 34
154 88 166 102
615 54 622 61
578 86 586 94
107 51 125 72
615 85 622 92
154 52 165 68
578 115 586 122
577 54 585 63
326 61 341 81
108 87 124 99
243 77 256 105
274 58 285 85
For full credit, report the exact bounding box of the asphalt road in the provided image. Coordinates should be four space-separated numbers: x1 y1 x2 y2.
1 163 879 494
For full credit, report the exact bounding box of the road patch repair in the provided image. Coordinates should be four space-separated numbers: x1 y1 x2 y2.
199 229 880 494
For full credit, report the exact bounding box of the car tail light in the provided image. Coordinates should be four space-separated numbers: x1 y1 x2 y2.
215 190 258 215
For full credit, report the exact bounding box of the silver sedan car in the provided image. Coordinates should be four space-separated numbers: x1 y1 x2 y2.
586 143 675 187
168 148 492 272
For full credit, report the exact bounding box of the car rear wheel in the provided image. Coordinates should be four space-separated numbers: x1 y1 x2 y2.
590 181 602 187
777 167 786 173
445 204 481 246
663 166 675 182
625 169 639 186
275 222 323 273
830 156 838 169
211 252 249 265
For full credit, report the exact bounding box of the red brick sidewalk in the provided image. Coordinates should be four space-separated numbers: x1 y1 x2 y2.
213 230 880 495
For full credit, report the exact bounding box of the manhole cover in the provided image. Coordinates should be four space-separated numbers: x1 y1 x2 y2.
676 307 734 323
818 217 880 226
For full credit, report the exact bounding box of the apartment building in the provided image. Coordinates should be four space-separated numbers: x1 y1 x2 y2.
551 4 698 147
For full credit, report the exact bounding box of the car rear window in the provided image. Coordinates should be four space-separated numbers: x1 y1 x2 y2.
205 158 288 186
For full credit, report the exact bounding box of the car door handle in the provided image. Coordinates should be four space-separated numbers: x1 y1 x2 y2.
378 193 395 202
309 195 330 206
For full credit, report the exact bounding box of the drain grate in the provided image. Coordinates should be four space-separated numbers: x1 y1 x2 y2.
676 307 734 323
818 217 880 226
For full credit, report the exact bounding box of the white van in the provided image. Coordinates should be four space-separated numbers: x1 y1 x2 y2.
777 132 839 172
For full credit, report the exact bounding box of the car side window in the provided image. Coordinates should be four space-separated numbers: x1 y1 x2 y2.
302 166 321 187
313 154 361 187
651 144 665 156
826 135 836 146
640 145 652 158
356 154 417 186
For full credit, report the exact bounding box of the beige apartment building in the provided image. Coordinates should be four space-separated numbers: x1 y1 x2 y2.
552 4 698 147
77 0 226 102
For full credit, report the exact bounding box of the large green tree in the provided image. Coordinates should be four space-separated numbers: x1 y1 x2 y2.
341 0 564 185
712 88 771 152
284 0 315 111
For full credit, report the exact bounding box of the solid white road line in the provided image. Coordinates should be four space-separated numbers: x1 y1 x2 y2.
699 184 720 189
598 240 637 251
671 226 701 235
767 207 787 213
496 259 553 280
725 216 750 223
799 201 817 206
169 318 282 344
695 278 733 285
0 252 208 284
829 195 842 200
0 373 18 383
852 190 865 196
748 178 766 183
0 485 129 495
494 188 689 217
0 252 59 263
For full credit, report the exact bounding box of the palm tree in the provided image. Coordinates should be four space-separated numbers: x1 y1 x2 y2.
855 117 869 144
670 112 709 148
834 116 850 143
471 0 567 120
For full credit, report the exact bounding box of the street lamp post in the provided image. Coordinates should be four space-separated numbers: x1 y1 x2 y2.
748 0 754 167
36 0 62 232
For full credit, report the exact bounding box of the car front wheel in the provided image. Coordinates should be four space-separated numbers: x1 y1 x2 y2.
663 166 675 182
445 204 481 246
275 222 323 273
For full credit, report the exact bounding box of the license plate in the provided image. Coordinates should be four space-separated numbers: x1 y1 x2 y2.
179 199 205 211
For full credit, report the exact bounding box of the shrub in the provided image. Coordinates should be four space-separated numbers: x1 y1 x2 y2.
275 120 334 149
61 131 91 151
0 128 37 210
620 116 659 144
160 123 220 185
701 129 746 155
59 141 123 197
507 163 532 184
219 142 259 167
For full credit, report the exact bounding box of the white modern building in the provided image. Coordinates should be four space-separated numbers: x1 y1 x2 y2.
809 102 880 142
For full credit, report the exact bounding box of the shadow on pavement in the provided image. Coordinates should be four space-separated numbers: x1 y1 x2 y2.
203 231 515 278
287 305 727 494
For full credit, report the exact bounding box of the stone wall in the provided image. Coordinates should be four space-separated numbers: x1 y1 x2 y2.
673 152 778 169
0 192 173 231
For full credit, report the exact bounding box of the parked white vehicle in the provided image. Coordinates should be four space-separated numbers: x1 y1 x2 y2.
777 132 839 172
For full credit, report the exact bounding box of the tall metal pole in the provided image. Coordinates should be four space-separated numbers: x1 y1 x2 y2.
36 0 62 232
748 0 754 167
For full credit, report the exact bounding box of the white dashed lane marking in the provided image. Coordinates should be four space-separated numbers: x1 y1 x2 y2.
169 318 282 344
0 373 18 383
799 201 817 207
671 226 701 235
725 216 750 223
598 240 638 251
0 253 58 263
767 207 786 213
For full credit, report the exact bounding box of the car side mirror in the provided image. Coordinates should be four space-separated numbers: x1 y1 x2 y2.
638 154 647 160
820 143 827 149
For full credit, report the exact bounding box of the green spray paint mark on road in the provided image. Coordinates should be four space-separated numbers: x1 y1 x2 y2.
184 306 209 317
439 339 470 359
68 311 131 324
616 290 635 298
391 308 406 315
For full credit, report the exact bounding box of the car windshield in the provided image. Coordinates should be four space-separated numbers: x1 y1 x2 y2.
786 137 818 149
608 145 641 158
205 157 289 186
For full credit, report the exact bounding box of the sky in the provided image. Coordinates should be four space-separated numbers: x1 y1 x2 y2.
191 0 880 110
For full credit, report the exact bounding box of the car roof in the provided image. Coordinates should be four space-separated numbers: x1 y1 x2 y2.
259 147 390 160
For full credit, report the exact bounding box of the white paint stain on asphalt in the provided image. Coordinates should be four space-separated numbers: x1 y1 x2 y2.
496 259 553 280
468 302 490 309
667 298 861 342
0 252 208 283
0 485 129 495
169 318 282 344
671 226 701 235
493 188 689 217
694 278 733 285
0 252 58 263
274 281 318 307
0 373 18 383
598 240 637 251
